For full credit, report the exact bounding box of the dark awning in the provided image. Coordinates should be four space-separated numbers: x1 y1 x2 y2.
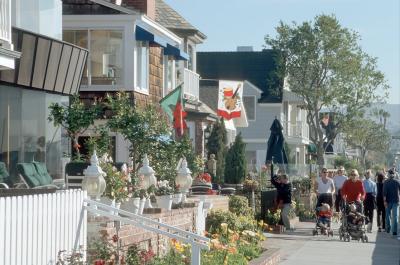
135 25 168 47
164 44 189 61
0 27 88 95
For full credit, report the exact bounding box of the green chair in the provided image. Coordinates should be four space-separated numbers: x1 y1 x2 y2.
17 162 58 189
0 162 11 188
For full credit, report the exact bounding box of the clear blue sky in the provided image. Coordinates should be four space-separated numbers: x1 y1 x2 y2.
165 0 400 104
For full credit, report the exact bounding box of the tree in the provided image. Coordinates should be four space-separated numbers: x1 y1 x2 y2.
265 14 388 166
371 108 390 129
48 94 99 161
343 117 391 169
224 133 247 184
206 118 227 183
105 92 169 170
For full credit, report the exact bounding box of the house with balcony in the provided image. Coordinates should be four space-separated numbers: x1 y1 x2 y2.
197 48 310 172
0 0 88 181
62 0 201 162
155 0 218 156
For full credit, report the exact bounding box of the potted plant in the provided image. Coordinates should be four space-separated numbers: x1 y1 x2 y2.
155 180 174 210
173 183 183 204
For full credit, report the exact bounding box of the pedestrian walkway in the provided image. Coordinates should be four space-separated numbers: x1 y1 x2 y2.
263 222 400 265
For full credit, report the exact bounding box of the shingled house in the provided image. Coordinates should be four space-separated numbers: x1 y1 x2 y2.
198 48 310 172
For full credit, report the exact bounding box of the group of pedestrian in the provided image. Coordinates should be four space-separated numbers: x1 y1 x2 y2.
315 166 400 236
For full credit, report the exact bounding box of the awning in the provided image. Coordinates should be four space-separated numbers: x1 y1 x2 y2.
164 44 189 61
135 25 168 47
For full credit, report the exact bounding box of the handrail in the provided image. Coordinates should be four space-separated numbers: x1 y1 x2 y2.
84 199 209 245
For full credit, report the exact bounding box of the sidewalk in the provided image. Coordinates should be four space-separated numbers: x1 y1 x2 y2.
263 221 400 265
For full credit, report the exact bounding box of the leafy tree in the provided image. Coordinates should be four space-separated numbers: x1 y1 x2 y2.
206 118 227 183
371 108 390 129
48 94 99 161
343 117 390 169
265 14 388 166
85 125 112 159
224 133 247 184
105 92 169 170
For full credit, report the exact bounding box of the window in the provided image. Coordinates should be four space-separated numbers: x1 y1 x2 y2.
243 96 256 120
136 41 149 91
163 56 175 96
63 29 123 86
188 45 194 70
63 30 88 85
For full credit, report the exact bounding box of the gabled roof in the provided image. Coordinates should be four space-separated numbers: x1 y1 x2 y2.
197 50 283 103
155 0 206 40
62 0 138 15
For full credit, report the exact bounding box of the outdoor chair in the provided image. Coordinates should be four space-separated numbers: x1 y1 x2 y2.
16 162 60 189
0 162 11 188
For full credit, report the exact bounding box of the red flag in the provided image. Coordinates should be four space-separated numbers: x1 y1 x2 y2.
173 99 187 137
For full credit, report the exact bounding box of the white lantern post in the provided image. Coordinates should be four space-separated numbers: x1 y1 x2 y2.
82 150 106 213
138 154 157 208
176 157 193 203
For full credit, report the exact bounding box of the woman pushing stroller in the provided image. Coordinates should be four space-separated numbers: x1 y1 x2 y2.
341 169 366 211
313 168 335 236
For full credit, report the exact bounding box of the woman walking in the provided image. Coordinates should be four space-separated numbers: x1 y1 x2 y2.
376 172 386 232
315 168 335 208
341 169 366 211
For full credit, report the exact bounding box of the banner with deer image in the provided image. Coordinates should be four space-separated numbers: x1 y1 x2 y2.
217 80 244 120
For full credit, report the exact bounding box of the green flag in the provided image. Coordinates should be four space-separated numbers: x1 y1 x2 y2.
160 85 183 122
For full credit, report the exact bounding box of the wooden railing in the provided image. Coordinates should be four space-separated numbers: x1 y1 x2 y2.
183 68 200 100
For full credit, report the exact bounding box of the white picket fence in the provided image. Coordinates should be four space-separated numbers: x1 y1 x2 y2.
0 190 87 265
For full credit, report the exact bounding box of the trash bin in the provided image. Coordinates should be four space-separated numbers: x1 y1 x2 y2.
261 189 277 222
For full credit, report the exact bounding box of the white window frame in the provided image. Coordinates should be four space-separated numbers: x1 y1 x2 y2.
163 55 176 97
135 40 149 93
243 95 256 121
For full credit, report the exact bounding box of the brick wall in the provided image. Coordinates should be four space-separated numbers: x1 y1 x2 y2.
88 206 197 256
134 46 163 107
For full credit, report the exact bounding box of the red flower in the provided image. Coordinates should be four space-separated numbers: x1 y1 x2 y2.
112 234 119 243
201 173 212 183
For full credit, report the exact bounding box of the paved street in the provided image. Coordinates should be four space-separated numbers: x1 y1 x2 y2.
264 222 400 265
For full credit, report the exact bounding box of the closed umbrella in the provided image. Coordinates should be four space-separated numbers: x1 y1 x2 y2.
265 118 288 176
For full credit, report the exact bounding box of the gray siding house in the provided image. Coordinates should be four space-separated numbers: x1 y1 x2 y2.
198 49 310 173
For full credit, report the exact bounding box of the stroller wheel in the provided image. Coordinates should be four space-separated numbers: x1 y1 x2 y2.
339 234 343 241
312 229 318 236
329 230 334 237
363 235 368 243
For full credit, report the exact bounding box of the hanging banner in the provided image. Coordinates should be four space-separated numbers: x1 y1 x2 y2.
217 80 243 120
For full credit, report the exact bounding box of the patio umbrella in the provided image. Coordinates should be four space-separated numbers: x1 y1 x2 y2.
265 118 288 176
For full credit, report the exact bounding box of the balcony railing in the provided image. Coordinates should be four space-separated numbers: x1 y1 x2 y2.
283 121 309 140
183 68 199 100
0 0 11 45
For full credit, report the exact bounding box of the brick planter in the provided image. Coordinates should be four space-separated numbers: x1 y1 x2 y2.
249 248 281 265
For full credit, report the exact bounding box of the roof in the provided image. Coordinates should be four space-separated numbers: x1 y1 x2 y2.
197 50 284 103
63 0 137 15
155 0 206 40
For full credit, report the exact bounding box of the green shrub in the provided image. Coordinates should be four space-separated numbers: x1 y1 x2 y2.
206 210 239 233
229 195 254 217
265 209 281 226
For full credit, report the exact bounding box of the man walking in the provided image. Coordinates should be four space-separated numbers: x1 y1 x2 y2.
271 173 293 230
383 168 400 236
363 170 377 233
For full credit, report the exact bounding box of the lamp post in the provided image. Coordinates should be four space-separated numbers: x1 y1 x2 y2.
138 154 157 208
82 150 106 213
176 157 193 203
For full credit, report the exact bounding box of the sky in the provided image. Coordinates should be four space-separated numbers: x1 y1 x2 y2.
164 0 400 104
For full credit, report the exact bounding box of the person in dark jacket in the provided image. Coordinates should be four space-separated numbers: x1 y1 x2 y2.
376 172 386 232
271 173 293 230
383 168 400 236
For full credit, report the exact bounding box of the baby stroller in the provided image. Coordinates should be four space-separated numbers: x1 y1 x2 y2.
338 200 368 242
312 203 334 236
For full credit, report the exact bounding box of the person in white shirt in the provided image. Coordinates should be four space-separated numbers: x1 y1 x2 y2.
333 166 348 212
315 167 336 208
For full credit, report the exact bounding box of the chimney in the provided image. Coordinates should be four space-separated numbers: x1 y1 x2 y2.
237 46 254 52
123 0 155 19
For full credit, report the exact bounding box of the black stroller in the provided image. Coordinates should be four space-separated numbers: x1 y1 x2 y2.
338 200 368 242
